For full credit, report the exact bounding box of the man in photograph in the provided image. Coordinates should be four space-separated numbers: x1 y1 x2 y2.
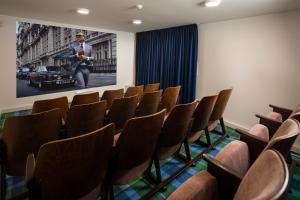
69 32 94 88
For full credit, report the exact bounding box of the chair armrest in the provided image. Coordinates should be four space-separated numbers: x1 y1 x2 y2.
203 154 242 200
269 104 293 121
255 114 282 138
25 154 36 183
236 128 268 163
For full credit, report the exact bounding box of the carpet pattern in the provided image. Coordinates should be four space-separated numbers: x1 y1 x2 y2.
0 110 299 200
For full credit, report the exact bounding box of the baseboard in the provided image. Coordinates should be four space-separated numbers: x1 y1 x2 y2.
224 120 248 132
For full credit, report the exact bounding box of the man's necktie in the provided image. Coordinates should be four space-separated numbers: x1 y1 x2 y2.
80 43 83 49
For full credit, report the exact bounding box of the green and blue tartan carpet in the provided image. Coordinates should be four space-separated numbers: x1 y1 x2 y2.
1 110 300 200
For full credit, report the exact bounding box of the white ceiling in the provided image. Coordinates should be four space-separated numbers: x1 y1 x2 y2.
0 0 300 32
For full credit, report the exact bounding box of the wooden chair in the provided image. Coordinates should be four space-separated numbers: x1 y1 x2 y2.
151 101 197 184
0 109 62 199
101 89 124 111
26 124 114 200
167 149 289 200
207 88 233 136
144 83 160 93
65 101 107 137
108 110 166 200
159 86 181 114
124 85 144 102
105 95 138 131
183 95 218 160
135 90 162 117
32 96 68 123
70 92 99 107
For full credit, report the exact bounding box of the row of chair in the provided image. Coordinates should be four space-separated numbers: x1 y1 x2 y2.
2 86 231 199
167 103 300 200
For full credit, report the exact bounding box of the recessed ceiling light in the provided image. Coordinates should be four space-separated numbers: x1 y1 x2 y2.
77 8 90 15
132 19 142 25
136 4 144 10
205 0 222 7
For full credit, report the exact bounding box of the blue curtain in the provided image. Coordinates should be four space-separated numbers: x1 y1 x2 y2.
135 24 198 103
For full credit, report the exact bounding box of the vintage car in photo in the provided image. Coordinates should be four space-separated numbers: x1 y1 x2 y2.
17 67 31 80
28 66 75 89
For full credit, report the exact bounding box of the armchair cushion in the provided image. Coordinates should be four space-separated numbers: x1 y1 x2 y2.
248 124 269 142
215 141 250 177
167 171 219 200
267 112 282 122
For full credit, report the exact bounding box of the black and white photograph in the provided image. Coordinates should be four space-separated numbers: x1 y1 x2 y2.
16 21 117 98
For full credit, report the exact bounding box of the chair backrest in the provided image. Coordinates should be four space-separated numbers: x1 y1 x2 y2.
106 95 138 131
157 101 197 160
101 89 124 110
2 109 61 175
70 92 99 107
32 124 114 200
265 118 300 158
210 88 233 121
160 86 181 113
135 90 162 117
124 85 144 102
66 101 107 137
144 83 160 93
32 96 68 122
189 95 218 142
111 110 166 185
234 149 289 200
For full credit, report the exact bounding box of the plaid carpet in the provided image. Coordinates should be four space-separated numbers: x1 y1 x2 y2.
1 110 300 200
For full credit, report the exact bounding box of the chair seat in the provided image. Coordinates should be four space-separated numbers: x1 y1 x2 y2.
208 120 218 132
113 133 121 147
248 124 269 142
215 141 250 177
167 171 219 200
267 112 283 122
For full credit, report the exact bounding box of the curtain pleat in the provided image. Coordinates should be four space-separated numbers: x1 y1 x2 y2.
135 24 198 103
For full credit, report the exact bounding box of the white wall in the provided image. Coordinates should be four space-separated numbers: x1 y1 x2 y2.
0 15 135 113
197 10 300 130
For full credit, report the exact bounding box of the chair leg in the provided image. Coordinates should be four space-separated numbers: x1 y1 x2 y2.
204 128 211 146
0 141 7 200
109 184 114 200
153 156 162 184
0 165 6 200
220 117 228 137
183 139 191 162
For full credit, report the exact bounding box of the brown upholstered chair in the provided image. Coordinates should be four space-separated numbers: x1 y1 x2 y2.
105 95 138 131
32 96 68 123
25 124 114 200
100 89 124 111
144 83 160 93
151 101 197 184
250 106 300 141
0 109 62 199
70 92 99 107
203 118 299 199
167 149 289 200
207 88 233 135
135 90 162 117
159 86 181 114
183 95 218 161
108 110 166 199
65 101 107 137
124 85 144 102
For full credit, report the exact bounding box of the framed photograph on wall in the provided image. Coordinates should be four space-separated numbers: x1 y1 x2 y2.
16 21 117 98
